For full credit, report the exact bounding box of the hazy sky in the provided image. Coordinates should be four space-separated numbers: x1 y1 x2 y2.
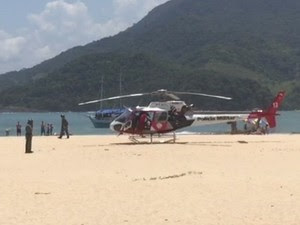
0 0 169 74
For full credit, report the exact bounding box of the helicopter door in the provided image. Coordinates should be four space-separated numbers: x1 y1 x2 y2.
135 112 153 132
152 111 169 131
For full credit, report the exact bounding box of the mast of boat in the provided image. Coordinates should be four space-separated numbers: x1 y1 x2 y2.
98 75 104 110
119 69 122 108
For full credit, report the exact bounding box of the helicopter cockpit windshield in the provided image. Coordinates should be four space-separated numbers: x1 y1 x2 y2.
115 109 132 123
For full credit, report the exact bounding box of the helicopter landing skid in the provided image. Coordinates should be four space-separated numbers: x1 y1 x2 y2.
128 133 176 144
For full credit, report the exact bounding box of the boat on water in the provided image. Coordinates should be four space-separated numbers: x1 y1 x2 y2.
87 73 125 128
88 108 125 128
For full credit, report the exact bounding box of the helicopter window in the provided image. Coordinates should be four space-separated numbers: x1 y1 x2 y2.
146 112 154 121
115 110 131 123
155 112 168 122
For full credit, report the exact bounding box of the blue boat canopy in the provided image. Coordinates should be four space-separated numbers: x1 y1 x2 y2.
95 108 125 116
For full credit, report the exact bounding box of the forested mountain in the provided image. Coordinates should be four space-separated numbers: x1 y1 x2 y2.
1 0 300 111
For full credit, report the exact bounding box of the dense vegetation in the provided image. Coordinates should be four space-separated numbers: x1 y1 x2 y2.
0 0 300 111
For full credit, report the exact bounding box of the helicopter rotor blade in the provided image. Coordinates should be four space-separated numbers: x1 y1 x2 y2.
172 91 232 100
78 93 147 106
78 89 232 106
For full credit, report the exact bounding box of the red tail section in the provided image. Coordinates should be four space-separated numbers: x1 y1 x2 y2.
266 91 286 115
264 91 285 127
248 91 286 128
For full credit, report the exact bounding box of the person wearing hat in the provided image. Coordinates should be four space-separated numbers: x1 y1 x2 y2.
58 114 69 139
25 120 33 153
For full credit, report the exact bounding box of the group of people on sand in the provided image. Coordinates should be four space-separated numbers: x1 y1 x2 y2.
228 118 269 135
243 118 269 135
40 121 54 136
227 119 270 134
12 114 70 154
14 121 54 136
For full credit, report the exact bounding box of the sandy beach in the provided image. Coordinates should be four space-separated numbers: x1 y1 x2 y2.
0 134 300 225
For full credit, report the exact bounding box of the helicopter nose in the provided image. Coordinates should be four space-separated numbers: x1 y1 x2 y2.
110 121 123 132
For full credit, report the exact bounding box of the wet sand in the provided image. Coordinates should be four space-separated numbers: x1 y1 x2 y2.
0 134 300 225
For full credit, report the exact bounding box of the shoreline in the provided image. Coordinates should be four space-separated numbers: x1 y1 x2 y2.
1 132 299 138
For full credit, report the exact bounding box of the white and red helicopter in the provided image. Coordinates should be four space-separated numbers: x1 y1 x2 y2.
79 89 285 142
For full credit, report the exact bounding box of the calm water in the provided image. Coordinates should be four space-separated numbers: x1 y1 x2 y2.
0 111 299 136
0 112 112 137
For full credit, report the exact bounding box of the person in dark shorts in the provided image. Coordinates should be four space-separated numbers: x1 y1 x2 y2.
16 122 22 136
40 121 46 136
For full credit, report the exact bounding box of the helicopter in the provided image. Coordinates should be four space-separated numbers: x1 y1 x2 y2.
79 89 231 112
79 89 285 143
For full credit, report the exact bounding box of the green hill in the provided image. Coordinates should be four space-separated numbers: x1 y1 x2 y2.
1 0 300 110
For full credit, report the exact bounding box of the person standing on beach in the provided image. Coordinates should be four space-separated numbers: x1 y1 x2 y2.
50 124 53 135
40 121 45 136
16 122 22 136
58 114 69 139
46 123 50 136
25 120 33 153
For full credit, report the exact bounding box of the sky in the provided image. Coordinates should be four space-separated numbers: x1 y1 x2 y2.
0 0 169 74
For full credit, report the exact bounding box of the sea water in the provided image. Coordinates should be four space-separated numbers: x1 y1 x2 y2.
0 111 299 136
0 112 112 136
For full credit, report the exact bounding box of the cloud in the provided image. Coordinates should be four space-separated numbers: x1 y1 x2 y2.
0 0 169 74
0 30 10 39
0 30 26 61
28 1 100 46
28 1 90 33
